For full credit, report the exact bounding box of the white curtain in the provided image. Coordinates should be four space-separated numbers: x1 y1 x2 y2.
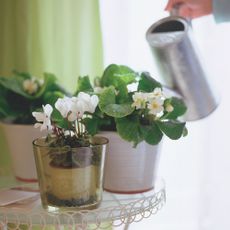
99 0 230 229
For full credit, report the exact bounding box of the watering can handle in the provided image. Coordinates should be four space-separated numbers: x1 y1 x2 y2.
170 2 192 26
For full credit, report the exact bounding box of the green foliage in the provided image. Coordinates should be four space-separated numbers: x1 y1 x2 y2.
98 86 134 118
75 76 94 95
76 63 188 146
101 64 137 87
1 64 187 146
138 72 162 92
115 114 143 146
101 64 138 103
0 71 70 124
140 122 163 145
156 120 186 140
163 97 187 119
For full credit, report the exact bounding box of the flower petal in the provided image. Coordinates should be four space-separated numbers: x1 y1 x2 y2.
32 112 44 122
43 104 53 116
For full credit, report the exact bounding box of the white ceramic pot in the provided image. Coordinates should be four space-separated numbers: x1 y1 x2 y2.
1 123 45 182
101 131 161 194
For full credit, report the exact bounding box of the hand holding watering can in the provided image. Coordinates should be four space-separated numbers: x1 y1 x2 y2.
146 0 219 121
165 0 213 19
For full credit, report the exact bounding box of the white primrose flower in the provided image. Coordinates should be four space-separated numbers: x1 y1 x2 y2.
147 98 164 116
78 92 99 113
32 104 53 131
132 92 147 109
23 78 39 94
55 96 72 118
148 87 164 99
165 104 174 113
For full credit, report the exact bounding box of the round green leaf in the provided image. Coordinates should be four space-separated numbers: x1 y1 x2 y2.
103 104 134 118
116 115 143 146
101 64 137 87
99 86 134 118
140 122 163 145
156 120 186 140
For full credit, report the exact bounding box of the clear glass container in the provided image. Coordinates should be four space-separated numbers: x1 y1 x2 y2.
33 136 108 212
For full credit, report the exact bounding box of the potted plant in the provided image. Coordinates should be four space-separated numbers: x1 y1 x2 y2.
0 71 69 181
32 93 108 211
76 64 188 193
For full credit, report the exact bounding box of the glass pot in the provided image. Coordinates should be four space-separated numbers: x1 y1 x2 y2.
33 136 108 212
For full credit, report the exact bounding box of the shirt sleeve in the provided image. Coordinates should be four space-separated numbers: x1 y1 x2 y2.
212 0 230 23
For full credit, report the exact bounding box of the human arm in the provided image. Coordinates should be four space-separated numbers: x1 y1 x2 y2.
165 0 213 19
165 0 230 23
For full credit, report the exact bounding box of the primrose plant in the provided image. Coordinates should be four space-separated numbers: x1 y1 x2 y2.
32 92 99 148
0 71 69 124
75 64 188 147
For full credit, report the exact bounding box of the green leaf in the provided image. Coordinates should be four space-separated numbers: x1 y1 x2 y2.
75 76 93 94
164 97 187 119
103 104 134 118
54 117 70 130
99 86 116 107
0 76 29 98
0 96 12 117
101 64 137 87
138 72 162 92
115 115 143 146
115 77 129 102
83 117 99 136
156 120 186 140
140 122 163 145
43 91 65 106
33 73 57 98
13 70 32 79
183 127 188 137
99 87 134 118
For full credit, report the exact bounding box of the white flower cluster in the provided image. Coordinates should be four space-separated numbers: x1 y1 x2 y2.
32 92 99 132
132 87 174 116
23 77 43 95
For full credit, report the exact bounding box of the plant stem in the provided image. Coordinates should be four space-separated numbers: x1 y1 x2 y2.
77 118 81 137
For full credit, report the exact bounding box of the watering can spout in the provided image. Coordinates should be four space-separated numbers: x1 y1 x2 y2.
146 16 219 121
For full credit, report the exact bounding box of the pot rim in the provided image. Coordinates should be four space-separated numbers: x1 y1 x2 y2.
32 135 109 149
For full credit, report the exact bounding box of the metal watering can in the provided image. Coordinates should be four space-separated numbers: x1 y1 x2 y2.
146 6 219 121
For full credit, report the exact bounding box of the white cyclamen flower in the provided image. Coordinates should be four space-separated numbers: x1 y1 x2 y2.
67 97 86 121
32 104 53 131
132 92 147 109
23 78 39 94
55 96 72 118
77 92 99 113
147 98 164 116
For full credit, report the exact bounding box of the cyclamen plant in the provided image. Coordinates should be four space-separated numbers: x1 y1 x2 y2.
32 92 99 147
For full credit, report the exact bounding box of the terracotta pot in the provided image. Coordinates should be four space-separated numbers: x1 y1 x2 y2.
101 131 161 194
1 123 45 182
